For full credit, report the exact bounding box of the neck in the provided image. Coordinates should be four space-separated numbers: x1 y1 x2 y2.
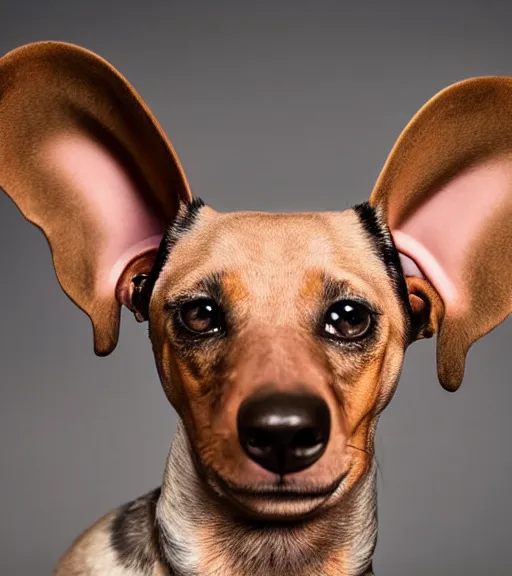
156 421 377 576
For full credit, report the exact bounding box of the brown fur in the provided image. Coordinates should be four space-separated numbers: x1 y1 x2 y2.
54 207 406 576
1 41 511 576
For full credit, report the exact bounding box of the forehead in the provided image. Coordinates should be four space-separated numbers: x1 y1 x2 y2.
156 207 401 312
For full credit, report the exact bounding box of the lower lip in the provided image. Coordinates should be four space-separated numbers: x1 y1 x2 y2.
220 473 347 502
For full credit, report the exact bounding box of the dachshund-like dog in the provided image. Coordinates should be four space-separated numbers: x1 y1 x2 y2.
1 42 511 576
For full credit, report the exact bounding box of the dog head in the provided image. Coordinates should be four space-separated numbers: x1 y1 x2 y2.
2 42 511 522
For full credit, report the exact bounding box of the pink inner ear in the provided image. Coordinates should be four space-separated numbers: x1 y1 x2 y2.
398 253 424 278
45 134 165 302
391 156 512 315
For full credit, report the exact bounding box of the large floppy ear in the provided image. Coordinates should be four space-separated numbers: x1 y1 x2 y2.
0 41 192 355
369 77 512 392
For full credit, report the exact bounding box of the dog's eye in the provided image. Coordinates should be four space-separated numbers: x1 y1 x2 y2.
323 300 372 340
178 299 224 335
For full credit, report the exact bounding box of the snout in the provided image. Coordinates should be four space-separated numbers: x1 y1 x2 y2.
190 378 352 519
237 391 331 475
180 328 355 519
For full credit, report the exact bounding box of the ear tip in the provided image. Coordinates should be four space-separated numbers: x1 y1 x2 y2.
3 40 108 62
439 378 463 393
436 338 466 393
92 336 118 357
90 304 121 357
437 363 464 392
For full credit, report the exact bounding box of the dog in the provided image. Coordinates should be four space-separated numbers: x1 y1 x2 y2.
1 41 511 576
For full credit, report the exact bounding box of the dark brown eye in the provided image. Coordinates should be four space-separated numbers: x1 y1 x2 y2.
179 299 224 335
323 300 372 340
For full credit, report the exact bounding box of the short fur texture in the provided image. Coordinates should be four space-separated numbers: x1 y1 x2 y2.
2 41 511 576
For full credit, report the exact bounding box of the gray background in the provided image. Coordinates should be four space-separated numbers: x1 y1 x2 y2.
0 1 510 574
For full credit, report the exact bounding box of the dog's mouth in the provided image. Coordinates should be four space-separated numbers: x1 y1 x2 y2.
216 473 346 499
203 467 348 520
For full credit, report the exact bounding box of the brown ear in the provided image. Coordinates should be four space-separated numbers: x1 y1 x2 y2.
369 77 512 392
405 276 444 342
0 41 192 356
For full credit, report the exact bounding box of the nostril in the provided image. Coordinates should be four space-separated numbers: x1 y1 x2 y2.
245 428 273 456
291 428 326 458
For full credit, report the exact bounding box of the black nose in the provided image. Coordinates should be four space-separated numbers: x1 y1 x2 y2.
237 391 331 475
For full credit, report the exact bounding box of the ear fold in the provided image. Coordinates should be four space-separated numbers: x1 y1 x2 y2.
0 41 191 355
369 77 512 391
